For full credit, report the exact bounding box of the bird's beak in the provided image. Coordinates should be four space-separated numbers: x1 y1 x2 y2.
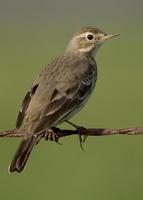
103 33 120 40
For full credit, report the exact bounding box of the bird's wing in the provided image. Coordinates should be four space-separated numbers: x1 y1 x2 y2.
40 73 94 127
16 84 39 128
29 74 94 133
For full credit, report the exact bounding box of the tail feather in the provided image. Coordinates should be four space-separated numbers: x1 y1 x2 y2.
9 135 37 173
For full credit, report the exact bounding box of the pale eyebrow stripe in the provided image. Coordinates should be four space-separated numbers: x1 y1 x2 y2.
76 32 93 38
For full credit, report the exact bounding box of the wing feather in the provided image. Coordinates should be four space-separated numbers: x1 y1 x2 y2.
16 84 39 128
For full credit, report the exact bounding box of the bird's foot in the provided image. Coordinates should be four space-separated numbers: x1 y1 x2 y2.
44 127 62 144
66 120 88 150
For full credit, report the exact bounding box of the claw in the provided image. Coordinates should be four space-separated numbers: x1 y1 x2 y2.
77 128 88 151
78 134 84 151
82 135 88 143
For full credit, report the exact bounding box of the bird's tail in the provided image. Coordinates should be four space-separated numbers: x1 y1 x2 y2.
9 135 37 173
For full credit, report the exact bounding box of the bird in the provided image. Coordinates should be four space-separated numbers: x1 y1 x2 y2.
9 26 120 173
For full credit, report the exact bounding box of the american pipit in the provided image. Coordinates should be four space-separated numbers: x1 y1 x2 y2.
9 26 119 173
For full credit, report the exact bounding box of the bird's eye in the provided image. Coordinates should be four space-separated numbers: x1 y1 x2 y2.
87 34 94 40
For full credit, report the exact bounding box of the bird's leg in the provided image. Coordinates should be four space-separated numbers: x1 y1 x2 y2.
65 120 88 150
65 120 82 129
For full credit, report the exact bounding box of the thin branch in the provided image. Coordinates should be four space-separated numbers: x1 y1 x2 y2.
0 127 143 142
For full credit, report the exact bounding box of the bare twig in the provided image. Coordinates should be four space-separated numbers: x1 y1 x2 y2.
0 127 143 142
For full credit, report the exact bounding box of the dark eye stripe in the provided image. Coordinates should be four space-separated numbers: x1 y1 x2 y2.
96 36 101 40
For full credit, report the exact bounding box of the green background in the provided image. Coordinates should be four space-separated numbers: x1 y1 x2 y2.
0 0 143 199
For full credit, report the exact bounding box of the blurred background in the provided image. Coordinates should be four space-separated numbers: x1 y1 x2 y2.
0 0 143 199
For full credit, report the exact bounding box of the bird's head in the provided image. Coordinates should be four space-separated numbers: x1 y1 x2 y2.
66 26 120 56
